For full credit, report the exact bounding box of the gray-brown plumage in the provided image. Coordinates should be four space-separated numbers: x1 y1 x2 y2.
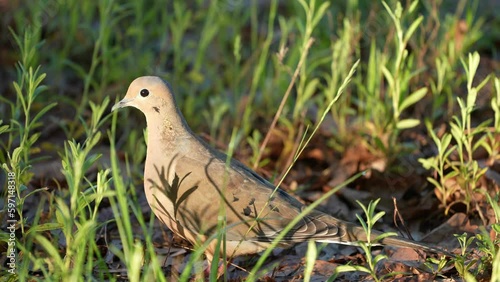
112 76 451 261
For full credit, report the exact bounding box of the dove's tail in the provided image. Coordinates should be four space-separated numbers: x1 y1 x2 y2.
319 219 455 257
379 233 455 257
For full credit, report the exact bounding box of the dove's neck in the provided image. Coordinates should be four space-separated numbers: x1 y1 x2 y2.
144 105 195 150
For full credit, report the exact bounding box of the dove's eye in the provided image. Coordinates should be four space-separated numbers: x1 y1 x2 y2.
140 89 150 97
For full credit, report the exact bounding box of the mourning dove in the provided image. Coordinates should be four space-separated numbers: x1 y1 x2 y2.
112 76 451 261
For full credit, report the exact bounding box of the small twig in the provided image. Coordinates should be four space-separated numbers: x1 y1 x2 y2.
227 259 250 274
392 197 414 240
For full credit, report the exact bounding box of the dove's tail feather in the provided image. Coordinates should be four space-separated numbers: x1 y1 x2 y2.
318 221 455 257
379 234 455 257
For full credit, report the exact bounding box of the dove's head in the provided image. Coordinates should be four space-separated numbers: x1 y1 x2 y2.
112 76 177 114
112 76 191 136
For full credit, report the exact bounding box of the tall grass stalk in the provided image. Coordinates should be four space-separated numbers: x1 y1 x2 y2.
2 28 56 234
246 60 359 281
252 0 330 169
109 111 166 282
